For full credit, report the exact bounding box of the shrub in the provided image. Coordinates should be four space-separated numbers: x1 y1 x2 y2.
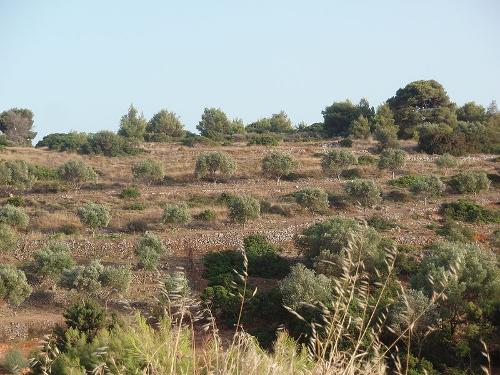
119 186 141 199
0 160 36 189
33 242 75 279
243 234 290 278
0 224 18 253
435 153 458 168
162 203 191 225
76 202 111 234
226 195 260 224
374 124 399 150
409 175 445 204
293 188 329 213
441 199 500 223
57 159 97 188
367 215 397 230
1 348 27 374
385 189 412 203
261 151 297 183
163 271 190 298
100 265 132 294
6 195 24 207
194 209 217 221
357 154 376 165
244 234 277 257
132 159 164 185
389 175 426 188
321 150 356 179
341 168 362 179
377 149 406 179
349 115 370 139
0 205 29 229
122 201 147 211
28 164 58 181
146 109 185 138
60 260 105 293
339 138 353 147
343 179 382 207
448 171 490 194
36 132 89 152
135 233 166 270
247 134 280 146
435 220 475 243
63 299 107 339
0 264 32 306
195 151 236 182
80 131 139 156
126 219 148 233
203 250 243 286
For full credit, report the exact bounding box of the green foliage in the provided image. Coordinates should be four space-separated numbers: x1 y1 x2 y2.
339 138 353 147
456 101 486 123
409 175 445 203
320 149 356 179
196 108 233 140
293 188 329 213
119 186 141 199
60 260 104 293
100 265 132 294
341 168 362 179
135 233 166 270
57 159 97 188
322 99 374 137
33 242 75 279
36 132 89 152
367 215 397 230
0 108 36 146
132 159 164 185
162 202 191 224
377 148 406 177
343 179 382 207
163 271 190 297
247 133 280 146
357 154 376 165
80 131 139 156
246 111 293 133
448 171 490 194
441 199 500 223
0 160 37 189
374 104 399 150
0 264 32 306
226 195 260 224
118 104 147 140
261 151 297 182
0 224 18 253
122 201 146 211
435 220 475 243
6 195 24 207
63 300 107 339
435 153 458 168
146 109 185 138
195 151 236 182
194 209 216 221
349 115 370 139
76 202 111 231
0 205 29 229
203 250 243 287
389 175 427 188
1 348 27 374
243 235 290 278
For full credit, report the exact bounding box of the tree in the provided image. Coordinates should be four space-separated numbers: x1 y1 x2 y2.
63 300 106 339
387 80 456 138
132 159 164 185
135 233 166 270
60 260 104 293
373 104 399 150
162 203 191 225
0 224 18 253
456 102 486 123
118 104 147 140
322 100 360 137
81 131 138 156
261 151 297 183
294 188 329 213
146 109 185 138
448 171 490 194
435 153 458 169
0 160 37 189
377 149 406 179
195 151 236 182
0 264 32 306
320 150 357 180
33 242 75 279
409 176 445 205
486 100 498 116
196 108 232 140
0 108 37 146
269 111 293 132
344 179 382 208
349 115 370 139
76 202 111 236
57 160 97 188
226 195 260 224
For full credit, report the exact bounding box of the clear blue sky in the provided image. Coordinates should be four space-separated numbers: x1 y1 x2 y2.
1 0 499 140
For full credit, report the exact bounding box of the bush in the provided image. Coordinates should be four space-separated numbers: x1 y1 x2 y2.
194 209 217 221
163 271 190 297
146 109 185 138
33 242 75 279
1 348 27 374
247 134 280 146
6 195 24 207
377 149 406 178
132 159 164 185
100 265 132 294
435 220 475 243
203 250 243 286
385 189 412 203
261 151 297 183
339 138 353 147
343 179 382 207
195 151 236 182
162 203 191 225
60 260 105 292
126 219 148 233
409 175 445 204
0 224 18 253
57 160 97 188
122 201 147 211
321 150 356 179
80 131 139 156
76 202 111 234
435 153 458 168
357 154 376 165
0 160 36 189
226 195 260 224
28 164 58 181
63 299 107 339
367 215 397 230
349 115 370 139
448 171 490 194
0 205 29 229
293 188 329 213
0 264 32 306
388 175 426 188
341 168 362 179
119 186 141 199
36 132 88 152
244 234 277 257
243 235 290 278
441 200 500 223
135 233 166 270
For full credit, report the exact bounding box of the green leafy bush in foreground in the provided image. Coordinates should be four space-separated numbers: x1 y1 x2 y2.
441 199 500 223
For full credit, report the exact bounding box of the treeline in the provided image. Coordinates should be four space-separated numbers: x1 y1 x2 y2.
1 79 499 155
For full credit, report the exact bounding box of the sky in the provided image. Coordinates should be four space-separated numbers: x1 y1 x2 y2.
0 0 499 140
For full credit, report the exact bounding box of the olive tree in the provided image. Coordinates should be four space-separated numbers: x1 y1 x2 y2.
135 232 166 270
321 150 356 180
162 203 191 225
33 242 75 279
261 151 297 184
226 195 260 225
0 108 36 146
344 179 382 208
0 205 29 229
132 159 165 185
377 149 406 179
60 260 104 293
0 264 32 306
448 171 490 194
195 151 236 183
294 188 329 213
76 202 111 236
409 176 445 205
57 159 97 188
